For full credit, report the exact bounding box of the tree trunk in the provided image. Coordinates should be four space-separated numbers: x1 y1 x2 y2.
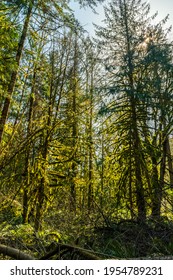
166 137 173 188
70 34 79 211
88 67 94 210
23 65 36 223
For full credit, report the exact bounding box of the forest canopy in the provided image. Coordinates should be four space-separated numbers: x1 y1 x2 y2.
0 0 173 260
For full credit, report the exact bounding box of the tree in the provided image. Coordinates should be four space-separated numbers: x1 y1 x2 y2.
95 0 173 221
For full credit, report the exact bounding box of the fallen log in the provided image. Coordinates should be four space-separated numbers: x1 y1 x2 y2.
0 244 35 260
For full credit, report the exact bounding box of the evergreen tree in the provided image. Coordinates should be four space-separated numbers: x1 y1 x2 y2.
95 0 173 221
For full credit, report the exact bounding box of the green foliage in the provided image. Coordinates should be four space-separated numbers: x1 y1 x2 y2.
0 0 173 260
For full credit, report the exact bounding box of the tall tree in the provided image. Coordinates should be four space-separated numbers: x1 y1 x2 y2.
95 0 173 221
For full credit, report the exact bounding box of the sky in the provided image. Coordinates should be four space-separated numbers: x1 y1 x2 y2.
69 0 173 37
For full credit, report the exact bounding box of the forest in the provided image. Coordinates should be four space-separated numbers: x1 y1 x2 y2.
0 0 173 260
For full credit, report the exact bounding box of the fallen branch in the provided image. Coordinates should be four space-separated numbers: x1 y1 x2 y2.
0 244 35 260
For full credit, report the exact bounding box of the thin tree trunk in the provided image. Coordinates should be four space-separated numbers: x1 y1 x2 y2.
158 137 167 214
100 130 104 209
34 46 56 231
70 34 78 211
23 65 36 223
34 77 53 231
0 1 33 143
132 110 146 221
129 126 134 219
151 153 161 218
34 119 50 231
88 69 94 210
166 137 173 187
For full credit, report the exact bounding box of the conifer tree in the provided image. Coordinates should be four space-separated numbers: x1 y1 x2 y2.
95 0 173 221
